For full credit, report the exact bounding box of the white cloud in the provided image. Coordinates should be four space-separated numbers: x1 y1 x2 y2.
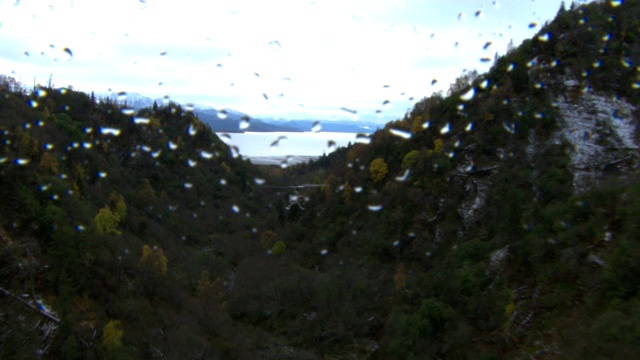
0 0 569 122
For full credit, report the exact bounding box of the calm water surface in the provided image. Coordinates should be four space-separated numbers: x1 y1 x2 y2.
216 132 361 165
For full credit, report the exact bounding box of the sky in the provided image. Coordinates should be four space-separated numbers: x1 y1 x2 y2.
0 0 579 123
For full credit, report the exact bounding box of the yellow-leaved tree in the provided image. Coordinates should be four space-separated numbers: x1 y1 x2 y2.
93 206 121 235
140 244 168 276
370 158 388 183
102 319 123 350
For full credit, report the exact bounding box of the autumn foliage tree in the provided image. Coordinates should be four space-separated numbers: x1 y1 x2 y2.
370 158 389 183
139 244 168 276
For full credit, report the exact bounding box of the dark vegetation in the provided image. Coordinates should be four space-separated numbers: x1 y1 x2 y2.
1 1 640 358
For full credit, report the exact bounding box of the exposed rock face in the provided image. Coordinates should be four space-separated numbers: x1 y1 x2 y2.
555 89 638 192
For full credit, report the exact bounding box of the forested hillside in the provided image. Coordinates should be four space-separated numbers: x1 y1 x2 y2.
2 1 640 359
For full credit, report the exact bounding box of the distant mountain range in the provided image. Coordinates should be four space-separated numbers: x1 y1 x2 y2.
102 93 380 133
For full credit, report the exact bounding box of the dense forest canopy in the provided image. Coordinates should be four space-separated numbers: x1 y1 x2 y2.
2 1 640 359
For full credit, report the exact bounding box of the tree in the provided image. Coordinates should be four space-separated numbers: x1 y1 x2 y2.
394 263 408 291
402 150 420 170
260 230 277 250
343 181 353 203
37 152 59 175
447 69 479 95
140 244 168 276
108 192 127 220
93 206 121 235
370 158 388 183
102 320 123 350
271 240 286 255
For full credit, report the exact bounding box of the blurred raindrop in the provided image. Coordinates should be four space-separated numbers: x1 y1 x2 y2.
538 33 550 42
239 117 250 130
200 150 213 159
100 127 121 136
389 128 412 139
311 121 322 132
355 133 371 144
395 169 410 182
460 88 475 101
368 204 383 212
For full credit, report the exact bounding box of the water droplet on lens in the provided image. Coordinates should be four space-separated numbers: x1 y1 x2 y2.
270 136 287 148
355 133 371 144
479 79 489 89
389 127 412 139
529 22 538 28
29 100 38 108
188 123 197 136
327 140 337 152
537 33 550 42
188 159 197 167
168 141 178 150
320 249 328 256
134 117 150 124
460 88 475 101
98 172 107 178
340 107 357 114
502 122 516 134
200 150 213 159
507 63 515 72
465 122 474 132
62 47 73 59
311 121 322 132
15 158 30 165
231 205 240 213
610 0 622 7
440 123 450 134
184 182 193 189
121 108 135 116
217 109 228 119
239 118 250 130
100 127 121 136
36 88 47 97
395 169 410 182
160 51 167 56
117 91 127 101
254 178 266 185
368 204 383 212
219 178 227 185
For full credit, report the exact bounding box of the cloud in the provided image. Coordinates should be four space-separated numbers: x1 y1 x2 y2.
0 0 567 122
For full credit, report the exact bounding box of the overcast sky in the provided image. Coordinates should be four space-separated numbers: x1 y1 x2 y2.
0 0 577 122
